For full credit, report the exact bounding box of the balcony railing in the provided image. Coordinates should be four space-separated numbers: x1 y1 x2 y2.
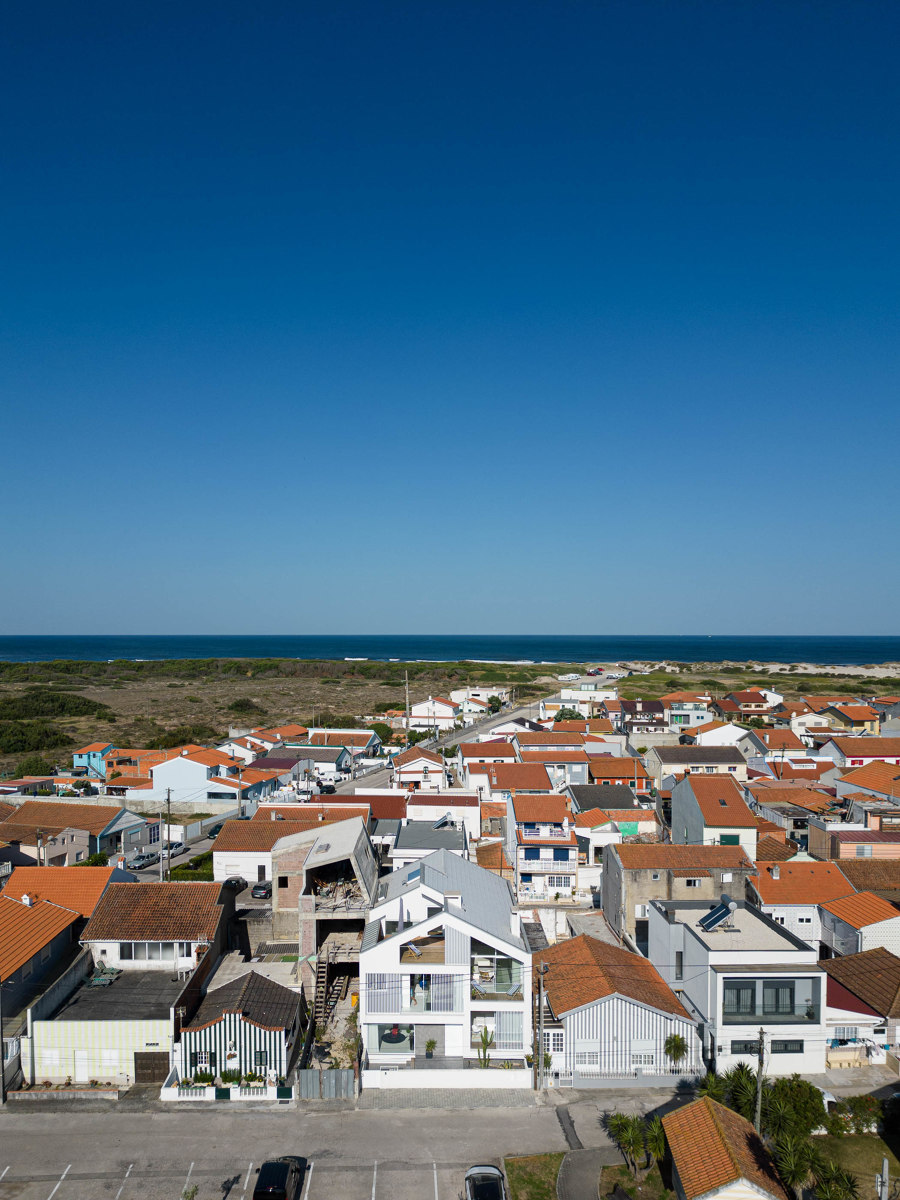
519 827 569 840
519 858 573 872
722 1004 820 1025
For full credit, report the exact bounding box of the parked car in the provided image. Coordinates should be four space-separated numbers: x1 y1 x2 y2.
318 782 336 794
223 876 247 892
252 1159 303 1200
465 1165 509 1200
251 880 272 899
206 822 224 838
129 852 159 870
165 840 185 857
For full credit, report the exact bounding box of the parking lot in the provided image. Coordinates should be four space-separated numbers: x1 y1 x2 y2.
0 1106 564 1200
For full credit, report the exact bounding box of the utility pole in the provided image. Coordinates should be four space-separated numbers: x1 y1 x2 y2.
754 1027 765 1132
404 671 410 748
537 964 548 1090
876 1157 889 1200
165 788 172 882
0 971 6 1106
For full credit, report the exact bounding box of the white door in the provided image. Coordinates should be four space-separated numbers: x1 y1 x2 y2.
74 1050 89 1082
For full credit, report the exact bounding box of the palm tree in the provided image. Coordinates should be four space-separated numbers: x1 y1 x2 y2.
697 1071 727 1102
763 1091 793 1140
605 1113 645 1179
664 1033 688 1071
723 1063 757 1121
814 1161 860 1200
645 1115 666 1169
774 1133 823 1200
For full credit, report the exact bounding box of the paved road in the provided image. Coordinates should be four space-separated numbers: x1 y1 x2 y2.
0 1105 569 1200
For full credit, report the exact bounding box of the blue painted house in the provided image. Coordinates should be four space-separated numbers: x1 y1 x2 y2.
72 742 116 780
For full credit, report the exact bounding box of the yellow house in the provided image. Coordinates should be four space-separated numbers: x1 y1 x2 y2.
823 705 880 736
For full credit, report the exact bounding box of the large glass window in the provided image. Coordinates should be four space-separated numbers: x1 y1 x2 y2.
470 942 524 1000
723 982 755 1018
368 1023 414 1054
723 978 819 1024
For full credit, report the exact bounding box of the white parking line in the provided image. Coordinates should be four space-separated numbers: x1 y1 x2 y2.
371 1162 377 1200
0 1167 9 1181
114 1164 133 1200
183 1162 195 1193
433 1161 438 1200
241 1161 253 1199
301 1162 314 1200
47 1165 71 1200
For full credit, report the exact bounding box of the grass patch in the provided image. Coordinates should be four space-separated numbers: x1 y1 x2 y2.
816 1134 900 1188
504 1153 566 1200
600 1164 674 1200
169 850 214 881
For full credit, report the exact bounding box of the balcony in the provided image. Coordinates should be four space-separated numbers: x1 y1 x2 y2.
520 826 568 840
722 1003 821 1026
722 978 821 1026
519 858 572 872
399 935 445 964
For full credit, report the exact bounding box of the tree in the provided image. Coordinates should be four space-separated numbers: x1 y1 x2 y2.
813 1161 860 1200
368 722 392 746
553 708 583 723
645 1115 666 1168
723 1063 757 1121
488 695 502 713
606 1114 646 1180
774 1133 823 1200
663 1032 688 1070
74 851 109 867
226 698 265 716
16 754 54 776
697 1071 727 1102
765 1075 827 1140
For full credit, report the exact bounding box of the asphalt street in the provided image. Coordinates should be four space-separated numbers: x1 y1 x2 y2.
0 1105 574 1200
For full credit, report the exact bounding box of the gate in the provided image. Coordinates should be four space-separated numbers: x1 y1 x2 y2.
296 1069 355 1100
133 1052 171 1083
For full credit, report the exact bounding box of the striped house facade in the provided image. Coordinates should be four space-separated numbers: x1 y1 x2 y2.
178 970 305 1081
181 1008 297 1078
546 993 701 1087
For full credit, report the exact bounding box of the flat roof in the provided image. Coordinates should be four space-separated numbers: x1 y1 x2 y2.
658 900 815 955
52 969 184 1022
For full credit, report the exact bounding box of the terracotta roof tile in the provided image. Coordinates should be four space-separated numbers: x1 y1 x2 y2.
820 890 900 929
458 742 517 760
755 837 800 862
820 947 900 1017
392 747 444 767
831 738 900 758
751 861 853 904
251 804 370 822
83 882 227 942
615 844 753 870
589 759 650 782
212 819 353 852
536 934 690 1018
0 894 80 977
511 794 569 823
4 865 118 917
474 841 512 872
663 1097 789 1200
481 764 553 792
0 800 131 837
686 775 757 827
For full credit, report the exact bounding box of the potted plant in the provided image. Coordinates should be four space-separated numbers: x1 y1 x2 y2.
425 1038 437 1060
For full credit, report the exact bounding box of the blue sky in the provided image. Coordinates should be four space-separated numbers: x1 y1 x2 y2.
2 1 898 635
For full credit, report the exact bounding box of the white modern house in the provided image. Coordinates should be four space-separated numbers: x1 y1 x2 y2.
390 747 447 791
408 696 460 731
648 897 827 1076
748 862 855 952
505 794 577 901
359 851 533 1080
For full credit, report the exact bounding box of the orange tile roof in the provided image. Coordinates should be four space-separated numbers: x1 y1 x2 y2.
827 705 879 721
0 800 130 837
660 692 710 704
536 935 690 1018
802 696 850 711
686 775 757 827
516 731 590 746
589 759 650 782
181 748 243 769
251 804 370 822
686 721 730 737
511 794 569 823
838 761 900 793
615 844 753 870
74 742 114 754
480 801 506 820
392 746 444 767
757 729 805 751
105 775 152 789
662 1097 789 1200
0 895 80 977
482 764 553 792
212 819 344 852
832 739 900 759
4 866 117 917
751 861 853 904
474 841 512 872
552 719 615 733
755 837 799 862
83 882 226 942
820 890 900 929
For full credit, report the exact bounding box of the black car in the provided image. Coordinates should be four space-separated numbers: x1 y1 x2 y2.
318 782 336 794
251 880 272 899
206 822 224 838
465 1165 509 1200
252 1159 303 1200
223 876 247 892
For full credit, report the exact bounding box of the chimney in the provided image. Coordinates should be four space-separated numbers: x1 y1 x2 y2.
181 749 188 756
22 893 32 907
771 864 780 880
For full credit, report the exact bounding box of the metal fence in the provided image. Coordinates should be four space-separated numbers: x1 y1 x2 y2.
296 1068 356 1100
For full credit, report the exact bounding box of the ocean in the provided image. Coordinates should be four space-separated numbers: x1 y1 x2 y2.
0 634 898 666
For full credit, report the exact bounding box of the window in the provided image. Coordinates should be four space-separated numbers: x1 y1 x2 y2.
575 1051 599 1066
720 835 739 846
855 845 873 858
552 848 569 862
834 1027 858 1041
763 982 795 1016
728 766 737 772
523 847 540 861
722 872 733 883
22 959 33 979
75 851 84 862
675 952 683 981
632 1053 655 1065
685 878 701 888
651 872 661 881
771 1040 803 1054
724 982 755 1017
254 1050 268 1067
774 917 785 925
149 824 160 844
41 945 51 962
179 942 191 957
705 767 715 773
120 943 133 960
731 1040 758 1054
278 876 289 889
548 876 571 889
798 917 812 925
197 1051 210 1067
520 874 532 883
543 1031 564 1054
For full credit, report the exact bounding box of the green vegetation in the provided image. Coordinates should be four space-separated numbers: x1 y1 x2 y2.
553 707 583 722
226 698 266 716
368 722 392 745
149 723 222 749
0 688 111 720
0 720 68 754
15 754 56 776
601 1163 672 1200
169 850 214 881
504 1153 566 1200
74 851 109 867
817 1134 900 1191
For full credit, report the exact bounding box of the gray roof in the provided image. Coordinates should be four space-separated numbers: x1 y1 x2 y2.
568 784 637 810
654 746 744 764
185 970 299 1032
286 746 346 764
377 849 524 951
393 821 465 853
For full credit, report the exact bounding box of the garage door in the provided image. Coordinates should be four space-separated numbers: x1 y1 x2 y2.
133 1052 170 1083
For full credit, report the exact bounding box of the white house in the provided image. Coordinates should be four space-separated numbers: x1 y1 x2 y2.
408 696 459 731
535 934 701 1087
390 746 447 790
748 861 855 952
663 1098 790 1200
819 892 900 957
360 850 533 1072
149 749 282 808
505 794 577 901
405 791 481 841
819 737 900 769
648 897 827 1076
671 775 758 857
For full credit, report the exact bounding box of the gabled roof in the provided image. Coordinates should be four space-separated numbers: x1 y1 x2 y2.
392 746 444 768
0 894 80 977
751 862 853 905
662 1097 789 1200
185 970 300 1032
0 800 133 837
831 738 900 758
74 743 115 754
820 891 900 929
684 775 756 827
535 934 689 1019
212 819 348 852
588 759 650 782
250 804 370 823
653 746 744 764
838 761 900 793
458 742 517 760
3 865 119 917
826 705 879 721
83 882 226 942
837 859 900 897
481 763 553 791
820 947 900 1017
755 837 800 862
614 844 752 871
755 729 805 752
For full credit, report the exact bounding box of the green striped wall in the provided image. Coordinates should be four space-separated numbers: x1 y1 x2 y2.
180 1011 294 1078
